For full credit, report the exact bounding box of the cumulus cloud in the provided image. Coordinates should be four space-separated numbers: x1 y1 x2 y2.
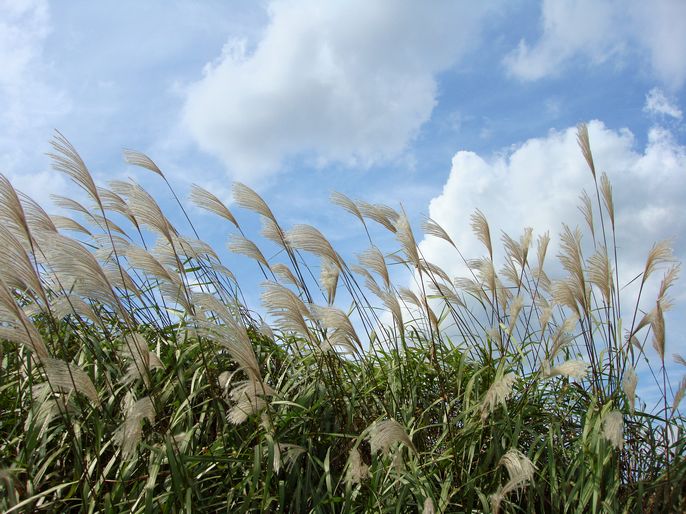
183 0 493 181
504 0 686 88
644 88 683 120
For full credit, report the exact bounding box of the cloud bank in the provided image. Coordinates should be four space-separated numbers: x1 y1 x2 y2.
183 0 493 181
504 0 686 88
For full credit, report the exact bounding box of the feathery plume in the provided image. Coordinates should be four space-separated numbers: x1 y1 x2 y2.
422 217 454 246
368 419 416 455
470 209 493 259
0 279 49 359
544 360 589 380
599 172 615 227
125 182 177 242
577 123 596 178
673 376 686 412
42 358 99 405
272 263 302 289
507 295 524 335
126 245 179 284
622 366 638 414
320 258 339 304
309 304 361 352
358 201 399 232
228 234 271 269
50 215 92 236
48 131 101 205
602 410 624 449
651 300 665 363
189 184 239 228
261 281 311 340
578 190 595 240
393 212 420 267
422 497 435 514
491 449 536 514
359 247 390 288
642 241 673 286
121 333 164 386
123 149 164 177
115 395 155 459
233 182 276 221
0 224 44 299
345 448 369 485
51 294 98 324
285 224 340 266
227 379 274 424
587 246 613 304
480 372 516 422
330 191 365 225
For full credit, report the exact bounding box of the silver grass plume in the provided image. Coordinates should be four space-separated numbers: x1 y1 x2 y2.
285 224 341 266
126 245 180 285
194 320 261 380
359 247 390 288
602 410 624 449
0 278 49 359
115 395 155 459
578 190 595 240
0 224 45 301
42 358 99 405
51 295 98 324
422 217 454 246
233 182 276 221
393 212 420 268
491 449 536 514
228 234 271 269
261 281 311 339
272 263 302 289
345 448 369 485
330 191 365 226
319 258 339 304
642 240 673 286
622 366 638 414
189 184 239 228
651 300 665 363
368 419 416 455
358 201 399 232
470 209 493 259
34 231 119 309
48 131 101 206
588 246 613 305
600 172 615 227
0 174 33 247
543 360 589 380
673 376 686 412
577 123 596 178
227 379 275 424
309 304 361 353
50 215 92 236
123 149 165 178
121 333 163 387
480 372 516 422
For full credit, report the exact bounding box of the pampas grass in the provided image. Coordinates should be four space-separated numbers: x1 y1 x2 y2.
0 127 684 513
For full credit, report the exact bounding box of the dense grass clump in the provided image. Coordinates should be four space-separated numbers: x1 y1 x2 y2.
0 126 684 512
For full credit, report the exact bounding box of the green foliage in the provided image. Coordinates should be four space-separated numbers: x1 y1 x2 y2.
0 127 684 512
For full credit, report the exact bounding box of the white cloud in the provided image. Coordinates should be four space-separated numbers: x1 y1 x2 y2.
422 120 686 280
0 0 71 203
183 0 494 181
504 0 686 88
644 87 683 120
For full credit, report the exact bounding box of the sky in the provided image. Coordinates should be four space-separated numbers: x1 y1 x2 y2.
1 0 685 409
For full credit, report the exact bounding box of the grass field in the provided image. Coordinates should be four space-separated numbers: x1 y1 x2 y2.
0 125 684 512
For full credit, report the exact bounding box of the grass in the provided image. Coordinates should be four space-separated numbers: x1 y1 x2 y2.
0 125 684 512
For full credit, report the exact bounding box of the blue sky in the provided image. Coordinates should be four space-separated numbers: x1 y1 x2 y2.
1 0 685 409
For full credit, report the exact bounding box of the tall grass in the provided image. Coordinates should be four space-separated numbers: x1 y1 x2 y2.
0 125 684 512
